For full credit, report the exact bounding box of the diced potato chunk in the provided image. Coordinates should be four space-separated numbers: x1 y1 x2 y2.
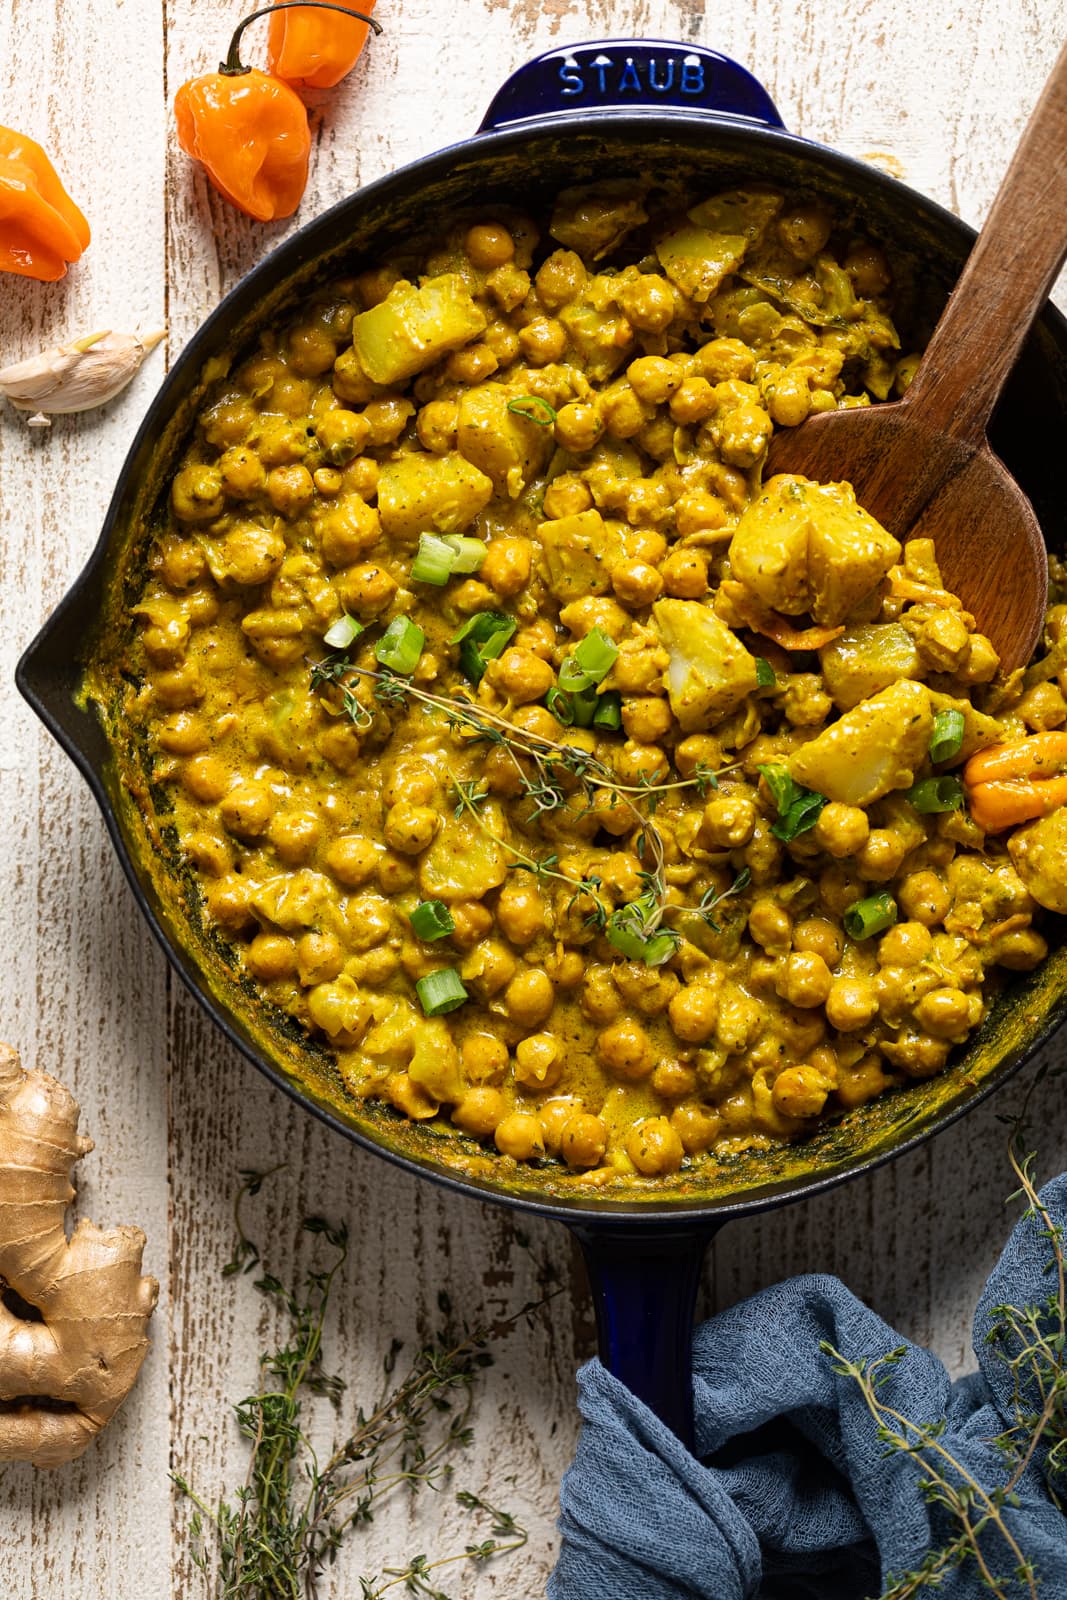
377 451 493 543
456 383 554 497
408 1018 465 1103
251 870 338 931
788 680 933 806
820 624 923 710
538 509 614 601
419 806 508 901
351 274 487 385
558 297 632 382
653 598 759 731
549 181 649 260
362 997 419 1064
1008 808 1067 913
729 475 901 626
655 189 781 303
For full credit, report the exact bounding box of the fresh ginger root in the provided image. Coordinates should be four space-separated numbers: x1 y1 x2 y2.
0 1042 158 1467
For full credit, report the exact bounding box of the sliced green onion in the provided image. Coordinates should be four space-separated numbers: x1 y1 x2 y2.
451 611 517 683
906 775 965 813
558 656 595 693
323 613 363 650
411 533 458 586
573 628 619 683
415 968 469 1016
605 902 679 967
506 395 557 426
546 686 576 726
375 616 425 675
409 900 455 942
755 656 776 688
843 892 898 941
441 535 486 574
592 692 622 730
929 708 966 763
570 688 598 728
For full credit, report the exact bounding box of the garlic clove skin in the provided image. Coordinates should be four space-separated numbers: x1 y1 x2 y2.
0 329 166 422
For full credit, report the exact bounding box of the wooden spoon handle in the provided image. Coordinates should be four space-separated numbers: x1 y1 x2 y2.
902 36 1067 445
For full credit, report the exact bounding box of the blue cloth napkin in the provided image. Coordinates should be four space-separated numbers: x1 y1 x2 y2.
550 1175 1067 1600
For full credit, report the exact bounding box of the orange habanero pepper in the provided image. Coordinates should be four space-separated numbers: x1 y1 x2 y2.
269 0 379 90
174 5 381 223
964 732 1067 832
0 128 90 282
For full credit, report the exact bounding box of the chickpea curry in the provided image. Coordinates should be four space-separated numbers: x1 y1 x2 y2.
119 179 1067 1185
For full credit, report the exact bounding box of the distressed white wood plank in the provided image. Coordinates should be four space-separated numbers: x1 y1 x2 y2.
0 1 1066 1596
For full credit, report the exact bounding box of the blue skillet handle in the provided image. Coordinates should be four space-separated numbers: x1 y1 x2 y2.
478 40 785 135
571 1223 720 1451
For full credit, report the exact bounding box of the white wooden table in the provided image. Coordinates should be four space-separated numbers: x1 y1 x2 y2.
0 2 1064 1593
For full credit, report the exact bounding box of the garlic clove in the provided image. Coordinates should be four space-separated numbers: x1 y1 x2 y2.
0 329 166 421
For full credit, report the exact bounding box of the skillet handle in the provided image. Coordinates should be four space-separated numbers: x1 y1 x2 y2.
570 1222 719 1451
478 41 784 135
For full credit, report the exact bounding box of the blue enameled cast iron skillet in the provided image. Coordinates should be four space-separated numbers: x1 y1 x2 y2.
17 41 1067 1447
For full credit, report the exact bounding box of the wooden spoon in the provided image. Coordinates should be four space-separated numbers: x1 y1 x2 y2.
765 41 1067 673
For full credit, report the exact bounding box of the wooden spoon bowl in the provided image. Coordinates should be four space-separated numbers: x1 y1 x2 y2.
767 39 1067 674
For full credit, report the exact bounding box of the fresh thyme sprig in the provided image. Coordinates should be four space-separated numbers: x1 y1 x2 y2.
174 1170 552 1600
823 1108 1066 1600
311 654 744 962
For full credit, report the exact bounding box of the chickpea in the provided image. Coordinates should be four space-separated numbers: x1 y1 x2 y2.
183 754 231 804
460 1034 509 1085
152 662 204 710
218 524 286 587
540 1097 583 1155
877 921 933 967
660 548 710 598
519 318 567 366
621 695 672 743
777 951 833 1009
453 1087 507 1138
560 1112 609 1170
856 829 909 883
204 874 254 935
819 864 867 918
287 322 338 376
511 704 564 742
765 371 812 428
600 386 648 440
445 343 499 384
1017 680 1067 731
217 446 267 501
792 917 843 969
160 538 207 591
554 401 603 453
314 466 343 496
835 1053 891 1109
488 648 555 704
297 931 345 986
914 987 972 1039
626 1117 684 1176
772 1065 829 1119
171 464 224 523
387 1072 439 1120
614 741 667 787
825 976 879 1032
325 835 378 888
671 1102 722 1154
675 734 721 777
896 869 951 927
627 356 683 405
701 794 756 849
220 780 273 840
448 901 494 950
185 831 231 877
995 928 1048 971
845 241 892 297
616 274 675 333
668 984 719 1044
611 560 663 608
545 948 585 988
514 1033 563 1091
535 249 586 309
362 396 414 446
748 898 792 954
669 377 716 424
383 803 438 855
812 802 870 858
777 205 832 261
582 966 623 1023
246 932 299 982
503 967 555 1027
157 712 209 755
270 811 321 866
495 1112 545 1161
485 263 531 312
597 1018 653 1081
335 563 397 618
481 537 532 596
382 763 436 807
674 491 729 538
496 879 546 946
542 475 593 519
466 222 515 271
346 456 379 498
586 787 631 837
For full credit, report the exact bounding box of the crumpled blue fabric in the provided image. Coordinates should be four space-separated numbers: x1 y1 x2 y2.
550 1175 1067 1600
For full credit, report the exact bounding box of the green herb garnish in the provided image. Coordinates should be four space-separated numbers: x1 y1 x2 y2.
758 763 828 841
506 395 557 426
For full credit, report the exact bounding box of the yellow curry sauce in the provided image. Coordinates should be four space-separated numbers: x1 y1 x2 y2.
119 181 1067 1184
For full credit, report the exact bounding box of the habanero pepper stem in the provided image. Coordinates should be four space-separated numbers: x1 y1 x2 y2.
221 1 381 75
